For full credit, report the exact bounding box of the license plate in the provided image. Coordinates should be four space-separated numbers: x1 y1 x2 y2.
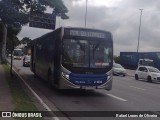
82 86 95 89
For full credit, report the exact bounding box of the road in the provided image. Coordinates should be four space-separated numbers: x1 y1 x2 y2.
9 58 160 120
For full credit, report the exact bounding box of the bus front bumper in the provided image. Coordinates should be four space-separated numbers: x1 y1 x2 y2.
59 75 113 90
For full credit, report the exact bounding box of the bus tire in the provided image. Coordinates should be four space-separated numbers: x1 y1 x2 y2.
48 70 53 87
34 64 37 78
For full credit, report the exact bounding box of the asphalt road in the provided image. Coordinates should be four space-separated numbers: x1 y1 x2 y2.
9 58 160 120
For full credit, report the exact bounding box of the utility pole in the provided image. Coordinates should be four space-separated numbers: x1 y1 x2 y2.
10 37 14 76
85 0 88 27
137 9 143 53
0 19 2 62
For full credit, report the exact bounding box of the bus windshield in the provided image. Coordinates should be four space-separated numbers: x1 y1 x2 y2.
62 39 112 68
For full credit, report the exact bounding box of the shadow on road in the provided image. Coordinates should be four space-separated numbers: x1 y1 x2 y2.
135 79 160 84
23 74 106 97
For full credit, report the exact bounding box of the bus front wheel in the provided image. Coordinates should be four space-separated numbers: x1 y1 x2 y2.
48 71 54 87
34 64 37 78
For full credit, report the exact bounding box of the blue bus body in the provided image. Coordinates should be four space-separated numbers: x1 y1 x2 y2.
31 27 113 90
120 52 160 69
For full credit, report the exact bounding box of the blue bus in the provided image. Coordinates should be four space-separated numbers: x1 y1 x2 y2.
31 27 113 90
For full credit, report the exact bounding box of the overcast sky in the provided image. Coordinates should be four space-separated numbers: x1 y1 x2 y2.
17 0 160 56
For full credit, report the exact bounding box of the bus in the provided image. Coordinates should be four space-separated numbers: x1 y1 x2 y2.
30 27 113 90
13 49 23 60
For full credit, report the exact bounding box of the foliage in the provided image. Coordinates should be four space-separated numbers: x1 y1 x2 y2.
6 37 20 53
0 0 28 26
20 37 32 55
0 0 69 40
6 26 21 52
0 0 68 26
21 37 32 45
7 25 21 38
114 55 120 63
0 0 68 62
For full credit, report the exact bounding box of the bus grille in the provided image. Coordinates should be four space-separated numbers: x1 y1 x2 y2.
69 73 108 86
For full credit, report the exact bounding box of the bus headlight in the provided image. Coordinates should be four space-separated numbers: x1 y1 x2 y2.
106 69 113 80
61 72 70 80
107 75 111 80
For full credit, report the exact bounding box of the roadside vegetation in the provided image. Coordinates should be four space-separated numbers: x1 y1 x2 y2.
3 64 44 120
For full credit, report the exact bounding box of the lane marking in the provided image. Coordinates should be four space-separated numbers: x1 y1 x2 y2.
106 94 127 102
130 86 146 91
9 64 59 120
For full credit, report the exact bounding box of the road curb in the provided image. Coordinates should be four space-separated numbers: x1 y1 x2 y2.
7 62 59 120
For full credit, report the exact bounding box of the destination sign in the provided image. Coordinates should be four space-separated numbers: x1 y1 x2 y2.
29 12 56 30
65 29 107 39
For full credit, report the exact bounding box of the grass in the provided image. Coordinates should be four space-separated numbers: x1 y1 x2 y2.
3 64 44 120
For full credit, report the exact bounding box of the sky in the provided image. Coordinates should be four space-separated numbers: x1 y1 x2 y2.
17 0 160 56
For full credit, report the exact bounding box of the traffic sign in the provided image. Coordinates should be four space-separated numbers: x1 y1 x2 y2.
29 12 56 30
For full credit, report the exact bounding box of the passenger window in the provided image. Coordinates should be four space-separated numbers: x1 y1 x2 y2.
139 67 143 71
143 68 148 72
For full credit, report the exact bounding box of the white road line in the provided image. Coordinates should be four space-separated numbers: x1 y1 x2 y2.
106 94 127 102
130 86 146 91
10 65 59 120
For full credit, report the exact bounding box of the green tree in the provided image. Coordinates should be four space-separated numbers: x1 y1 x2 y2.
21 37 32 55
21 37 32 45
6 26 21 55
0 0 68 63
0 0 68 25
7 26 21 46
6 37 20 53
114 55 120 63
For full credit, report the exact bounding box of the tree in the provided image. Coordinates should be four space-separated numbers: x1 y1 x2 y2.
21 37 32 45
21 37 32 55
114 55 120 63
0 23 21 62
0 0 68 63
6 36 20 53
0 0 68 25
5 25 21 56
